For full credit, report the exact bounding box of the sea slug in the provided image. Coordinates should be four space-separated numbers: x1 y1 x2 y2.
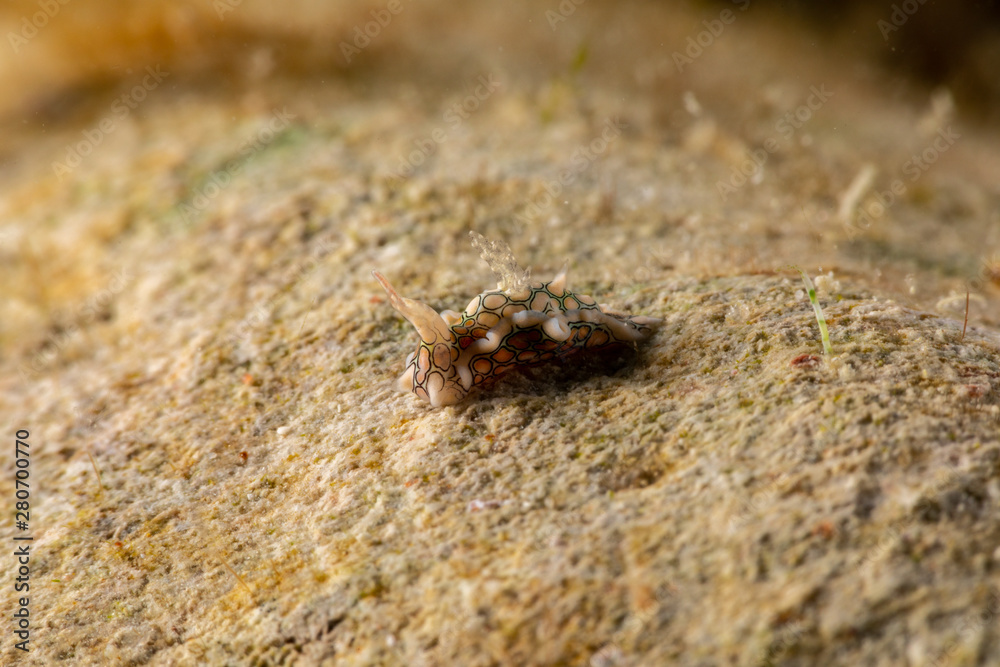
373 233 660 407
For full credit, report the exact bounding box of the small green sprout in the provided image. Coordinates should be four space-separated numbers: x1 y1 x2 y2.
791 266 832 355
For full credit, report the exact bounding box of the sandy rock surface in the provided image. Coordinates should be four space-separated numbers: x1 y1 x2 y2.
1 1 999 665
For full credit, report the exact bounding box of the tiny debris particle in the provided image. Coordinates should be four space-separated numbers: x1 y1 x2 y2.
468 499 503 512
813 520 835 539
963 384 989 399
790 354 821 369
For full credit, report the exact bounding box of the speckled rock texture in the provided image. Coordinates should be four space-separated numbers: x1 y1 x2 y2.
1 1 999 665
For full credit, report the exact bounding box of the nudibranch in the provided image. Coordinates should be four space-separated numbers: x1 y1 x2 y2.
373 232 660 407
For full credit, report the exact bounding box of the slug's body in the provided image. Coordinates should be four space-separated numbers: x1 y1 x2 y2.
373 236 660 407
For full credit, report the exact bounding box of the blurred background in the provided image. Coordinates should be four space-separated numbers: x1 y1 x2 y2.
2 0 999 124
1 0 998 350
1 3 999 664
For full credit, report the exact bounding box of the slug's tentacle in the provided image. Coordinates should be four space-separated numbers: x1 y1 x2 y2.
372 270 455 344
439 309 463 326
547 264 568 297
374 239 661 407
